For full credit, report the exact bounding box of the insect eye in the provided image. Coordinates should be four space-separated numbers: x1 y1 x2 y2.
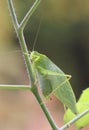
31 54 39 62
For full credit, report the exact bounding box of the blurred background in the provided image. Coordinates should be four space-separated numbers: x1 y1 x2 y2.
0 0 89 129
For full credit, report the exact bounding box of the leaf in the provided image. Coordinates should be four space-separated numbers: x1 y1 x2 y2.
64 88 89 130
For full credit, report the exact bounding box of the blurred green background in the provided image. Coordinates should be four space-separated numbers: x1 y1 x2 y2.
0 0 89 130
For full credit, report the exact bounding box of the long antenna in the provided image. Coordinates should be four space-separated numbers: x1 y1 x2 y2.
32 17 42 51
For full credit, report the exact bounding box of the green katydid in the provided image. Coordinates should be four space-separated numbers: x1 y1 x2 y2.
30 51 78 114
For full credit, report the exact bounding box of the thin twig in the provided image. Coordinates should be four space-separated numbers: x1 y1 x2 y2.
60 108 89 130
0 85 31 91
20 0 42 31
7 0 19 33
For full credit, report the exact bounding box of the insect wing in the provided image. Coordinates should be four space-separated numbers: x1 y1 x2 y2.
42 61 77 114
31 51 77 114
37 70 52 97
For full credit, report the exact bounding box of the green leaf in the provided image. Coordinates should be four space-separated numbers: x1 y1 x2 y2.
64 88 89 130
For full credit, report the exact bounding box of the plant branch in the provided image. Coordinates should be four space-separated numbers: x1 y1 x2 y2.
7 0 60 130
60 108 89 130
7 0 19 33
0 85 31 91
20 0 42 31
18 30 35 84
32 88 59 130
7 0 35 85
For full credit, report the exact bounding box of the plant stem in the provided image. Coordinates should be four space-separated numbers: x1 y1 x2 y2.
7 0 34 85
32 87 59 130
60 108 89 130
20 0 42 31
7 0 59 130
18 30 35 84
0 85 31 91
7 0 19 33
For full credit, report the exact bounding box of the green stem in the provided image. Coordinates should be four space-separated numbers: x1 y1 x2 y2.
32 87 59 130
7 0 59 130
18 30 35 85
0 85 31 91
7 0 19 33
20 0 42 31
60 108 89 130
7 0 35 85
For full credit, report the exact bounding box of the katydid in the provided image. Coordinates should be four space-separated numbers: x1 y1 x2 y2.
30 51 77 114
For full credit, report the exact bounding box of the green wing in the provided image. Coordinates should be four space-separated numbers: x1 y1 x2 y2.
31 51 77 114
37 65 77 114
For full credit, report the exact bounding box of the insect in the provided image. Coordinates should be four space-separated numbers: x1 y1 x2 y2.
30 51 77 114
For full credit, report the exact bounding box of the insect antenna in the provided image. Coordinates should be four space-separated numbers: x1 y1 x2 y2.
32 17 42 52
